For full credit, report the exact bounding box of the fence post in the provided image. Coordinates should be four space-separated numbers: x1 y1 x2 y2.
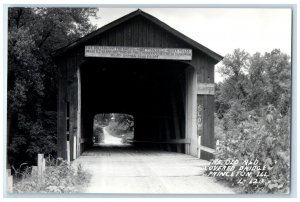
43 155 46 173
38 153 45 180
7 169 13 193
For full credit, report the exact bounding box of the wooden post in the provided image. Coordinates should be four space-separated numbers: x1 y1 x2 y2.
77 69 81 157
7 169 13 193
38 154 45 181
73 136 77 160
198 135 201 159
216 140 219 151
185 67 198 156
67 141 70 163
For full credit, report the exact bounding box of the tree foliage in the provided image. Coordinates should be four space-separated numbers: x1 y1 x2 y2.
216 49 291 118
214 49 291 193
94 114 112 127
7 7 98 166
113 113 134 132
105 114 134 141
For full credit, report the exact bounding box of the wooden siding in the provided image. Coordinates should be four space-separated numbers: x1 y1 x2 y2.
191 50 216 160
84 17 192 55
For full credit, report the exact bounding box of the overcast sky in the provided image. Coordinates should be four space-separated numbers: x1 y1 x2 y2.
90 8 291 82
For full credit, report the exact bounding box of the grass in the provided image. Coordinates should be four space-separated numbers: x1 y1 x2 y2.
12 156 91 193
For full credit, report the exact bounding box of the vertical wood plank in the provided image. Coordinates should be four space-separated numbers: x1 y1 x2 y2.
67 141 70 163
137 17 144 46
132 18 139 46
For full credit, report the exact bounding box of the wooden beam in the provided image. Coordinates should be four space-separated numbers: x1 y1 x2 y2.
79 137 92 144
197 83 214 95
199 145 216 155
127 139 191 144
168 138 191 144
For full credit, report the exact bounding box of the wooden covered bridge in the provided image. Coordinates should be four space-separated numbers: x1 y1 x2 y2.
53 9 222 162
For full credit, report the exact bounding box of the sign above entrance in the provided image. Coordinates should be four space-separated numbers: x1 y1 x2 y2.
85 46 192 60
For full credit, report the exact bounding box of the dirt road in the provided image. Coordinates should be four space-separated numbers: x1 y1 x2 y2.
73 145 235 194
102 127 122 145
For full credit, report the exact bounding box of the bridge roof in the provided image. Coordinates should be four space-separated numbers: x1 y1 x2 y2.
53 9 223 62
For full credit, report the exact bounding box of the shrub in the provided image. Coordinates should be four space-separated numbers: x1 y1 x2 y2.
214 104 290 194
13 156 90 193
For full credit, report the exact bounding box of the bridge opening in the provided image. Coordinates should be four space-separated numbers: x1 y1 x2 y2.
93 113 134 146
79 58 192 155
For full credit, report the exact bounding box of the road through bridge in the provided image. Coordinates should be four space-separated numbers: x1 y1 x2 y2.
73 145 234 194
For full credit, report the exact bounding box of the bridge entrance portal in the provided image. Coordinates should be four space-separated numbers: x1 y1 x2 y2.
54 9 222 161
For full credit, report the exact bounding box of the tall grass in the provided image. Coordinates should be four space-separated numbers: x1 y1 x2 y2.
12 156 90 193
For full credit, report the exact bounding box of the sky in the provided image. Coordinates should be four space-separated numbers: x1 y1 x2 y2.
89 8 292 82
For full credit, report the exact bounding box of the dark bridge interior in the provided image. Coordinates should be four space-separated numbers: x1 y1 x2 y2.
80 58 190 153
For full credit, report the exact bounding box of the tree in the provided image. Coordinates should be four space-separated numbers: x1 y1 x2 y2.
214 49 291 193
216 49 291 116
261 49 291 114
94 114 112 127
113 114 134 132
7 7 99 166
218 49 249 103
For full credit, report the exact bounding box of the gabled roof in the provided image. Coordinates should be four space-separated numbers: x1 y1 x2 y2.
53 9 223 62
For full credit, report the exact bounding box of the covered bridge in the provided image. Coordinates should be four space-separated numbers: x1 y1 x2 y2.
53 9 222 161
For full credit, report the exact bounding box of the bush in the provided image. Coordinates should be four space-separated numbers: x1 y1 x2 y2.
214 104 290 194
13 156 90 193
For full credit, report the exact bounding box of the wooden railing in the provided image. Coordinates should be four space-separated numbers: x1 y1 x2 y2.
197 136 216 159
127 138 191 144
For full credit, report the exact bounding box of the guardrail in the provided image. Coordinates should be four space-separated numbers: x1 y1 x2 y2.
127 138 191 144
197 136 216 159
